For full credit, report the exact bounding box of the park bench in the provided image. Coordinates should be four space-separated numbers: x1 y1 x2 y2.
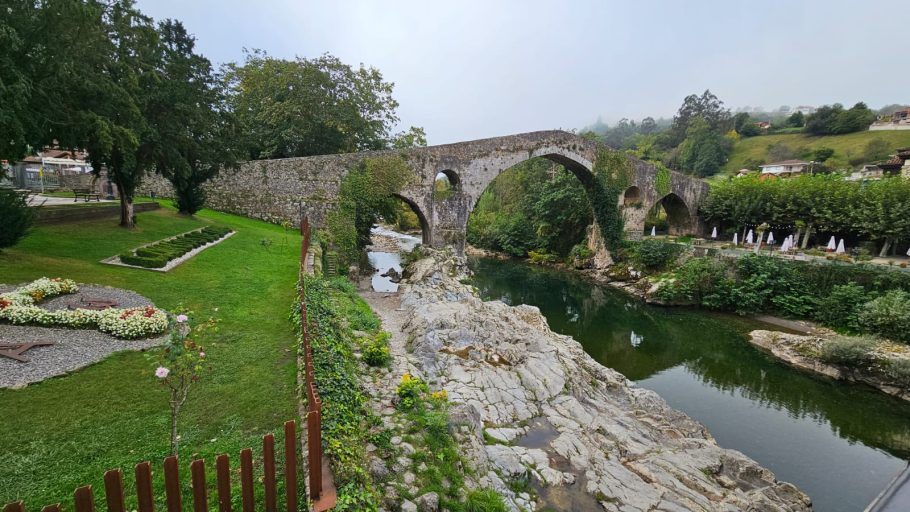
72 187 101 202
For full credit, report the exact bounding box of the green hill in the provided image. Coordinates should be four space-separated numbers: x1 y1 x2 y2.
722 130 910 175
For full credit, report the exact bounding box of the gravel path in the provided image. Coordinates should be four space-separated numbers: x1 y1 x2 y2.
0 282 167 389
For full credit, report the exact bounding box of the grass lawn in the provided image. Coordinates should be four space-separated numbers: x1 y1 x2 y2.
0 205 302 509
721 130 910 176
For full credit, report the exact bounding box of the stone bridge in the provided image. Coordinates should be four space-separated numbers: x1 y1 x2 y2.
143 130 709 256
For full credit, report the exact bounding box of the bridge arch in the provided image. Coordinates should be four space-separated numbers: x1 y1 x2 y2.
645 192 695 235
392 193 431 245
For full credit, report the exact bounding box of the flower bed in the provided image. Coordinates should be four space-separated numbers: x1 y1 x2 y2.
119 226 232 269
0 278 167 339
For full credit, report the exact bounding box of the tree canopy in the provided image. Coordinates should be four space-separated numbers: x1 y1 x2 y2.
224 50 401 160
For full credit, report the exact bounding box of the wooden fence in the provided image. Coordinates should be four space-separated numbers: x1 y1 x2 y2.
2 421 299 512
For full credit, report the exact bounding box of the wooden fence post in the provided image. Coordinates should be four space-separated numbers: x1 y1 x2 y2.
73 486 95 512
239 449 254 512
135 462 155 512
102 470 126 512
163 456 183 512
2 502 24 512
263 434 277 512
284 421 298 512
190 459 208 512
215 455 232 512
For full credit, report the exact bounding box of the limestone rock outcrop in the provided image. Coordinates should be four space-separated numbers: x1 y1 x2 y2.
397 251 812 511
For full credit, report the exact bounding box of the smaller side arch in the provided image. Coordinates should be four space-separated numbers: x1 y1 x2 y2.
623 186 642 205
646 193 695 235
392 193 431 245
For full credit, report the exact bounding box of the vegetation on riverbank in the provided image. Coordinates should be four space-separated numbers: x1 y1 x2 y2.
298 271 508 511
652 252 910 343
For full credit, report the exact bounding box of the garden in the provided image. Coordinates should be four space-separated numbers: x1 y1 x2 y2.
0 206 301 509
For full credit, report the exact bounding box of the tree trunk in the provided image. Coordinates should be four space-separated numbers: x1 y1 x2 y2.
119 194 135 228
801 223 813 249
170 394 180 456
793 227 803 248
879 237 892 258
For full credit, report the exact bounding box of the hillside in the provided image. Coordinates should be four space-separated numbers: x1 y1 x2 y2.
721 130 910 175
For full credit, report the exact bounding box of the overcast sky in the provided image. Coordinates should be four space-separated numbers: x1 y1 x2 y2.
137 0 910 145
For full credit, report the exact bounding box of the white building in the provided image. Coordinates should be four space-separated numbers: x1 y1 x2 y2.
759 160 810 177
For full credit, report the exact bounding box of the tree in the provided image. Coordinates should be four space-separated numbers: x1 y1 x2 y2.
863 138 892 164
767 142 797 162
640 117 658 135
805 102 875 135
857 178 910 256
668 90 731 146
146 20 238 215
224 50 400 159
734 113 761 137
391 126 427 149
0 188 35 250
677 117 731 177
813 147 835 162
787 111 805 128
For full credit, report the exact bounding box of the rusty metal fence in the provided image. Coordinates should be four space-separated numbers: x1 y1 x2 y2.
298 217 336 510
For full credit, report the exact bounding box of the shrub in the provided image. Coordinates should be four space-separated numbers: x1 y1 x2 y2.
395 372 429 409
463 489 509 512
881 359 910 389
0 188 36 250
362 331 392 367
634 239 683 270
119 226 231 268
568 243 593 261
814 283 872 331
655 257 729 305
528 249 557 264
819 336 878 367
859 290 910 343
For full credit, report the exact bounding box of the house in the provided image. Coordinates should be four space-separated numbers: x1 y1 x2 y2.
846 165 885 182
869 108 910 131
736 168 753 178
10 148 93 190
793 105 816 115
759 160 810 177
756 121 771 130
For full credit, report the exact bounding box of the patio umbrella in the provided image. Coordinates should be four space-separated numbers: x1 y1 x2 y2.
650 226 656 237
711 227 718 239
827 236 836 251
836 239 846 254
907 246 910 257
733 233 739 245
767 232 775 245
746 230 754 245
780 238 790 252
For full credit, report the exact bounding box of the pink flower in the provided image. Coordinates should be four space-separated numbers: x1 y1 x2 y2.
199 351 206 358
176 314 188 323
155 367 170 379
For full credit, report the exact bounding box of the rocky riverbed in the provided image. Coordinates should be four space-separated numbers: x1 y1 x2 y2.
749 330 910 403
380 250 812 511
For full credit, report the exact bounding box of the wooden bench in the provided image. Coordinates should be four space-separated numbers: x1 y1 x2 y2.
73 187 101 202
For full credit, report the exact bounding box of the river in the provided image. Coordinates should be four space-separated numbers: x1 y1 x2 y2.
467 257 910 512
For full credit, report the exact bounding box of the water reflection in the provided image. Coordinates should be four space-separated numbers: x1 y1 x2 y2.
469 257 910 512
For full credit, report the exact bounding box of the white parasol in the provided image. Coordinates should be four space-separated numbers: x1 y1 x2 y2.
836 239 846 254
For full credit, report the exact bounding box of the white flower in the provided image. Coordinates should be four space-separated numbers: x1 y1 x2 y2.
155 367 170 379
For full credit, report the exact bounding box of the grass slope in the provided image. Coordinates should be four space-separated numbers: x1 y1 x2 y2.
722 130 910 175
0 205 301 509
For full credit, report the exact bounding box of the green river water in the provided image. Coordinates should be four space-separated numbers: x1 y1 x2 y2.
468 257 910 512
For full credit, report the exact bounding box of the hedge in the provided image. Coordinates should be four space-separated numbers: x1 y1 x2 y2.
119 226 231 268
